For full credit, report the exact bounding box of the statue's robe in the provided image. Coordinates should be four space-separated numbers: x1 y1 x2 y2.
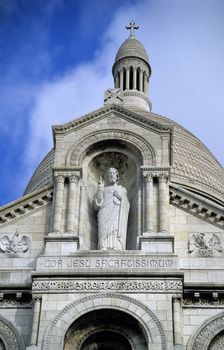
94 183 130 250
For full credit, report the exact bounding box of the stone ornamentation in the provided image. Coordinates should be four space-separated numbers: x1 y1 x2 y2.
104 88 123 106
42 293 167 350
209 332 224 350
183 298 224 306
0 316 25 350
187 313 224 350
0 232 30 254
188 233 223 257
94 168 130 250
32 279 182 293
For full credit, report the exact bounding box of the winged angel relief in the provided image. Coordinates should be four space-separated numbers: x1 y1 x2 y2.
188 233 223 257
0 232 30 254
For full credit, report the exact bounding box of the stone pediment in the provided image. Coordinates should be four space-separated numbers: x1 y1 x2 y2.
52 104 172 138
0 186 53 228
170 183 224 229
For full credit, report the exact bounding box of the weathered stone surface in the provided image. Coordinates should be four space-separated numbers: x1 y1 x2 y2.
0 24 223 350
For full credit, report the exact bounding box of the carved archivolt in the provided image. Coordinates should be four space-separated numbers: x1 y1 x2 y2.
187 313 224 350
66 130 156 167
42 293 167 350
209 331 224 350
0 315 25 350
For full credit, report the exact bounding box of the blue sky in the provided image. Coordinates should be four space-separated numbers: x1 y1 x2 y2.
0 0 223 205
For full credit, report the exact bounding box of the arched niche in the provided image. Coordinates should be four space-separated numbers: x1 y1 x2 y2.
81 138 144 250
64 309 147 350
66 129 156 168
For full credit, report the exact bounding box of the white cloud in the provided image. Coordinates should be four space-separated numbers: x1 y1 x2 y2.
24 0 224 183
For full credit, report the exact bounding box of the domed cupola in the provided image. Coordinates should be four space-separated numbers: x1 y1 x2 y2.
112 21 152 111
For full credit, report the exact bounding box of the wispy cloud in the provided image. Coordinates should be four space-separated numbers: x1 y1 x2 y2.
1 0 224 204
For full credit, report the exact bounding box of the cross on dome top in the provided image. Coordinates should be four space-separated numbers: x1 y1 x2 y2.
126 20 139 37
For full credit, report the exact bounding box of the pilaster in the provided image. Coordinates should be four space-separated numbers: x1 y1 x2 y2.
139 167 173 253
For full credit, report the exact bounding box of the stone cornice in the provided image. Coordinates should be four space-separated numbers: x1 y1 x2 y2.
170 184 224 229
52 104 172 136
0 187 53 228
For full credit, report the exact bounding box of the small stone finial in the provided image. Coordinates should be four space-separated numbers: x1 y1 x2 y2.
126 20 139 37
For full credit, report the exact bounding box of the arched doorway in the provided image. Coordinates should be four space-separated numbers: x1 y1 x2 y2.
0 339 5 350
208 330 224 349
64 309 147 350
80 330 132 350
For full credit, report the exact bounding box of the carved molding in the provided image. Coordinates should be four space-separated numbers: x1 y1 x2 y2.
113 58 150 74
183 298 224 307
187 313 224 350
32 279 182 293
170 185 224 229
0 315 25 350
123 90 151 104
42 293 167 350
77 327 136 350
0 188 53 228
209 331 224 350
53 105 171 134
66 129 156 167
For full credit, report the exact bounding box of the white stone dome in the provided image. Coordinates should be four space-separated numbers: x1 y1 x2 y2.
24 110 224 205
114 36 149 65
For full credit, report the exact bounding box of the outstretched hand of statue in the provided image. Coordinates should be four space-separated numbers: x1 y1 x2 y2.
98 176 104 190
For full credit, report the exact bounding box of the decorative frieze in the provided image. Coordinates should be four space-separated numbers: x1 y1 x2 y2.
32 278 182 293
183 298 224 306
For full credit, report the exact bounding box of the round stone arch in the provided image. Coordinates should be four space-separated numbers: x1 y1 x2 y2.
187 312 224 350
42 293 167 350
66 129 157 167
0 315 25 350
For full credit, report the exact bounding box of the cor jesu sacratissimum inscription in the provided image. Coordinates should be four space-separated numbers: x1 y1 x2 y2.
37 256 178 270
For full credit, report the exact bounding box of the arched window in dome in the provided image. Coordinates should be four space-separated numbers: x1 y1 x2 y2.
129 66 133 90
136 68 140 91
123 68 126 90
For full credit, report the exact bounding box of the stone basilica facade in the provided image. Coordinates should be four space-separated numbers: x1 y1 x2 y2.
0 22 224 350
